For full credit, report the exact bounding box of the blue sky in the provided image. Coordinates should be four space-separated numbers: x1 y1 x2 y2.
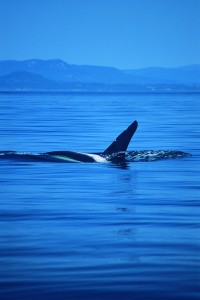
0 0 199 69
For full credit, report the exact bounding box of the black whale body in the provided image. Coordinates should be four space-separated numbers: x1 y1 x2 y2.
0 121 191 163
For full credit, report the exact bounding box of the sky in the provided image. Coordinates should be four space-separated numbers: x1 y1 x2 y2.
0 0 199 69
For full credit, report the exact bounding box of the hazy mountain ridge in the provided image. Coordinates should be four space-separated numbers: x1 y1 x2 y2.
0 59 134 84
124 65 200 84
0 59 199 91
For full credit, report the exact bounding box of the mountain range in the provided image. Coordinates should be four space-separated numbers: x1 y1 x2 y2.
0 59 199 92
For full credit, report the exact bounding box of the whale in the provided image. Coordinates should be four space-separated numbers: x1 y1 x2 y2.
41 120 139 163
0 120 191 164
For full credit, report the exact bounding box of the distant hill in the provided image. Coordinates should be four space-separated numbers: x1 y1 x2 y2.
0 71 107 92
124 65 200 85
0 59 199 92
0 71 59 90
0 59 135 84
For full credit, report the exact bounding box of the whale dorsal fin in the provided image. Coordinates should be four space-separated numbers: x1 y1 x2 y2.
103 120 138 155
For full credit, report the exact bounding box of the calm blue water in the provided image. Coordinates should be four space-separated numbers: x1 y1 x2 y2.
0 92 200 300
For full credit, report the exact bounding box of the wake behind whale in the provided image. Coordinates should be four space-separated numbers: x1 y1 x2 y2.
0 120 191 164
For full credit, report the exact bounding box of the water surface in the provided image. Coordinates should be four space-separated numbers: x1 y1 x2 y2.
0 92 199 300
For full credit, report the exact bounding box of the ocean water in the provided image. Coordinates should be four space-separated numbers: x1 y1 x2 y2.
0 92 199 300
